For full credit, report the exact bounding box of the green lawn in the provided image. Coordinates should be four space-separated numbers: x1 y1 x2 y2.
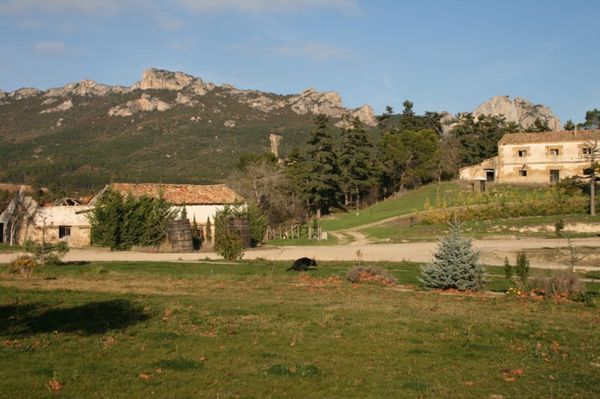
320 182 462 232
1 260 599 398
321 182 572 233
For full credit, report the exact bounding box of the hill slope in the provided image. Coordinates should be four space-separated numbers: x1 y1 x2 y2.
0 68 376 193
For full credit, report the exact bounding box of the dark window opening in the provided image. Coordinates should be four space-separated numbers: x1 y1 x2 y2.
485 170 495 182
550 169 560 183
519 170 528 177
518 150 527 157
59 226 71 238
583 147 592 155
584 168 594 175
550 148 559 156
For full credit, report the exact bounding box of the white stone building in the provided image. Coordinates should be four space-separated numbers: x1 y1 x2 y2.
460 130 600 185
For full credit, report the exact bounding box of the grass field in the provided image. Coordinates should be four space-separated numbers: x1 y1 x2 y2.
320 182 462 232
362 214 600 243
1 260 599 398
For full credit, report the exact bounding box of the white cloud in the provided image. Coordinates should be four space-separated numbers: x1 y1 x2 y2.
235 37 350 62
0 0 144 15
32 41 66 55
266 42 349 61
177 0 359 14
156 15 184 31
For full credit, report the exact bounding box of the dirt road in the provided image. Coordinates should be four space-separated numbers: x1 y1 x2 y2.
1 237 599 270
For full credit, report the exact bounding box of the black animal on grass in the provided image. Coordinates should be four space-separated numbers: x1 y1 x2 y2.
287 257 317 271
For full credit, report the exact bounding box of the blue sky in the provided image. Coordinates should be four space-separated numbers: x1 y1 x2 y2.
1 0 599 123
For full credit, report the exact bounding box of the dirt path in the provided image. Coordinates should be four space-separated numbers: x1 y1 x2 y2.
1 237 599 271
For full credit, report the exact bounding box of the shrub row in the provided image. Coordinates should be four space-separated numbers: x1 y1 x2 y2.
418 196 588 224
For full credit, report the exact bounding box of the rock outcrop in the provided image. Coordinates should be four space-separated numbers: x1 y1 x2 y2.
9 87 42 100
108 94 172 117
473 96 561 131
269 133 283 158
2 67 376 126
349 105 377 127
289 88 343 118
44 79 128 97
40 99 73 114
132 68 214 95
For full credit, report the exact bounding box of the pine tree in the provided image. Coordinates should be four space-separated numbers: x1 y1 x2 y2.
419 223 488 291
338 117 375 209
303 114 341 218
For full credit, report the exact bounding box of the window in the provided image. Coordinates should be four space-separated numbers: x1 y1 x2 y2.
550 148 559 156
59 226 71 238
583 147 592 155
584 168 594 175
518 150 527 157
550 169 560 183
519 170 528 177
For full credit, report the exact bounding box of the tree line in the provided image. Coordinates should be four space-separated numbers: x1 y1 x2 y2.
229 101 600 232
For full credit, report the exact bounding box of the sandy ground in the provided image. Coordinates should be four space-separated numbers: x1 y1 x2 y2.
1 237 599 271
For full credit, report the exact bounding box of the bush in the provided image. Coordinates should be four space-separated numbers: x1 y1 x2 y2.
515 251 530 288
214 229 245 260
420 223 488 291
23 240 69 266
8 255 39 278
418 195 588 225
89 189 176 250
585 270 600 279
503 257 513 281
346 266 397 285
530 269 585 300
213 207 246 260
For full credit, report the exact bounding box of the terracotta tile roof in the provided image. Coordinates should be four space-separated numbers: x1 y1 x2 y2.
499 130 600 145
110 183 244 205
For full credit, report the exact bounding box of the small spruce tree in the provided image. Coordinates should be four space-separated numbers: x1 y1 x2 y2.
503 257 513 281
515 251 530 287
420 223 488 291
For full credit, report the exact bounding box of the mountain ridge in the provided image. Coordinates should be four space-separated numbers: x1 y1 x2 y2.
0 68 563 194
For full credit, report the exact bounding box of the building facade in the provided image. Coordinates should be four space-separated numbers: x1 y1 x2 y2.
459 130 600 185
0 183 244 248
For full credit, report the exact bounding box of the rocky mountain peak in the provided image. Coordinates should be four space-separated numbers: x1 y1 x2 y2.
473 95 561 131
133 68 215 96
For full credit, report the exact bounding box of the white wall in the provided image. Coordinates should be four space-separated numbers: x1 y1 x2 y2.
32 205 93 227
175 204 245 224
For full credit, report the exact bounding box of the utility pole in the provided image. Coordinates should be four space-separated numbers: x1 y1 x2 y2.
585 139 599 216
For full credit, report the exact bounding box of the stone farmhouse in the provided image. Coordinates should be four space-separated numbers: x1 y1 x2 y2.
460 130 600 186
0 183 244 248
0 191 94 247
109 183 244 245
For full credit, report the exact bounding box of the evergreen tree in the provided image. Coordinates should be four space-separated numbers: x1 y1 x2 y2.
578 108 600 130
378 129 441 193
525 118 550 132
564 119 576 131
450 113 516 166
420 223 488 291
338 117 375 209
402 100 415 116
88 189 175 250
303 114 342 217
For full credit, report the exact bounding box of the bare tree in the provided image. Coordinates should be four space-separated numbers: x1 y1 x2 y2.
227 159 305 230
